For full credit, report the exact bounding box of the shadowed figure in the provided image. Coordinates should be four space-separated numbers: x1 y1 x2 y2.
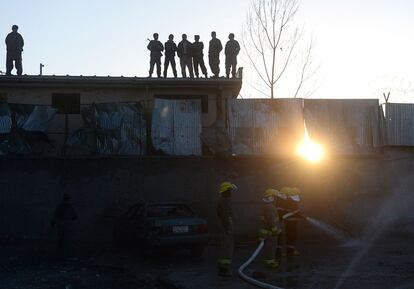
5 25 24 76
192 35 208 78
225 33 240 78
177 34 194 78
208 31 222 78
164 34 178 78
147 33 164 78
52 194 77 259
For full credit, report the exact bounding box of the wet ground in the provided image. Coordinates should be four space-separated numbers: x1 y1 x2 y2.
0 228 413 289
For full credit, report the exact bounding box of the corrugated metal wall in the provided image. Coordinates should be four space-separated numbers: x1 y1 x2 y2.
381 103 414 146
228 99 304 155
304 99 380 154
152 99 202 156
6 98 414 156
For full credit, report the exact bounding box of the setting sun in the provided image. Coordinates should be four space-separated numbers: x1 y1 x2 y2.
297 126 324 163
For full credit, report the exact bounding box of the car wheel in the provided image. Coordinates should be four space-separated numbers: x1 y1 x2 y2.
190 246 204 257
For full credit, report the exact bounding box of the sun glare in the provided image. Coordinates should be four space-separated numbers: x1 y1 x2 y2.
297 125 324 163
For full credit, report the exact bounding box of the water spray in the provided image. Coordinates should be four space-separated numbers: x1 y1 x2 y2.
238 210 300 289
238 211 350 289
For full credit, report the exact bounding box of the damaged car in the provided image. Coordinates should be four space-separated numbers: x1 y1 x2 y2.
113 202 209 256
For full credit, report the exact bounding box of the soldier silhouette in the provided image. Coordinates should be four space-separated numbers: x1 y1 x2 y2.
225 33 240 78
208 31 222 78
164 34 178 78
147 33 164 78
192 35 208 78
5 25 24 76
177 34 194 78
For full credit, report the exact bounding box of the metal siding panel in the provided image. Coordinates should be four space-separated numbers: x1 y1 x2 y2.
173 100 202 156
152 99 174 154
228 99 304 155
383 103 414 146
304 99 379 154
152 99 201 156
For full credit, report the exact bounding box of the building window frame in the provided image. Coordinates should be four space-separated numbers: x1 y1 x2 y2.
52 93 81 114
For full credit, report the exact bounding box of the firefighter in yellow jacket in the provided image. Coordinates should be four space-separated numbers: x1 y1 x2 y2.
217 181 237 277
259 188 282 269
276 187 303 257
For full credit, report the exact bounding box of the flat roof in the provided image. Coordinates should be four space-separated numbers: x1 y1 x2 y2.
0 74 242 91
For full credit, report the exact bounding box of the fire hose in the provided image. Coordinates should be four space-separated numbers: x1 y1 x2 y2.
238 210 300 289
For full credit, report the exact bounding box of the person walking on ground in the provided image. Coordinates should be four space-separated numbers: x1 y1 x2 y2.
163 34 178 78
177 34 194 78
259 189 282 269
276 187 304 258
147 33 164 78
217 182 237 277
192 35 208 78
225 33 240 78
208 31 222 78
52 194 77 259
5 25 24 76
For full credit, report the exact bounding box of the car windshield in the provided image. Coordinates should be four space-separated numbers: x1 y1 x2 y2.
147 204 194 218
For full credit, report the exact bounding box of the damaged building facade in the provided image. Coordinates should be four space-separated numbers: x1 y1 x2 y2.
0 76 242 156
0 75 413 242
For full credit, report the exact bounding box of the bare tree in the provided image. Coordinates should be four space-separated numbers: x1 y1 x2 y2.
242 0 315 98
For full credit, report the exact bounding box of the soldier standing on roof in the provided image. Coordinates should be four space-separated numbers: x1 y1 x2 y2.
208 31 222 78
225 33 240 78
5 25 24 76
192 35 208 78
177 34 194 78
147 33 164 78
163 34 178 78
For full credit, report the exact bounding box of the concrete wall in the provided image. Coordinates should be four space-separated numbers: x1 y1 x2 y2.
1 152 413 244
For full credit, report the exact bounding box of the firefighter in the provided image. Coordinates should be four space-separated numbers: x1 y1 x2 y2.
217 181 237 277
276 187 303 257
259 189 282 269
224 33 240 78
5 25 24 76
147 33 164 78
192 35 208 78
177 34 194 78
52 194 77 259
163 34 177 78
208 31 222 78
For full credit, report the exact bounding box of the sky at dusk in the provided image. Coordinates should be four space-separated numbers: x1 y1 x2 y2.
1 0 413 102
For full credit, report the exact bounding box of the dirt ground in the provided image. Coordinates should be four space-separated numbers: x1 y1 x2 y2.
0 227 413 289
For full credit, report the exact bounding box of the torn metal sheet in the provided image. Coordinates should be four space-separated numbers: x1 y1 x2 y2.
68 103 147 155
228 99 304 155
0 103 57 155
152 99 202 156
304 99 380 154
200 120 232 156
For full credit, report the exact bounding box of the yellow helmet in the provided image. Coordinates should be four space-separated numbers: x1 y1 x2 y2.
264 188 279 198
263 188 279 203
219 182 237 193
291 187 301 195
280 187 292 195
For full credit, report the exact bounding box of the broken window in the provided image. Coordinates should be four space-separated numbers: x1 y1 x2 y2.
52 93 80 114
